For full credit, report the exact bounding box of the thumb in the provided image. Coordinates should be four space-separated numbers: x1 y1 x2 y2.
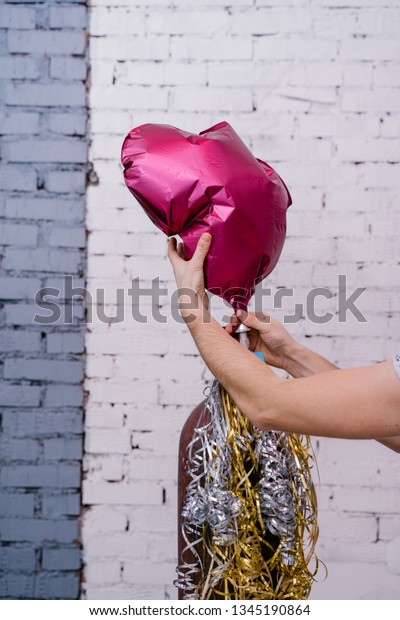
191 233 212 269
236 309 270 332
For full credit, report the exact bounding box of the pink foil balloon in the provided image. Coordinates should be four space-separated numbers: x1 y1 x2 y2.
121 121 292 310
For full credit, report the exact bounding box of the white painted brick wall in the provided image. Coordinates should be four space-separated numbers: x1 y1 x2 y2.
83 0 400 600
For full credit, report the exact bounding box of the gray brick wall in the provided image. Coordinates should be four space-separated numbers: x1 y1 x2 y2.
0 1 88 599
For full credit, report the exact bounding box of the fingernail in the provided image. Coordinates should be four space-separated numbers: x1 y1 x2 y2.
202 233 211 242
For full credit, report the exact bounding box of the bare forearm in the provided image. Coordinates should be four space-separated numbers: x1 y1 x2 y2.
185 307 400 439
284 341 400 452
185 306 283 428
284 343 337 378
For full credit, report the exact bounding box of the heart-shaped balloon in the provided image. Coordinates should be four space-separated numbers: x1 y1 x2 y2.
121 121 291 310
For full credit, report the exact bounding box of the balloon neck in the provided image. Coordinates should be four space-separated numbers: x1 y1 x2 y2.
232 300 248 312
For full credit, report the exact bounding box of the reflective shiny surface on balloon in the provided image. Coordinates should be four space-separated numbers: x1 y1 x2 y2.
122 121 292 310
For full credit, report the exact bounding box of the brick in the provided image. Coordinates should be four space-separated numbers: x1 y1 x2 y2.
170 87 253 112
332 486 400 513
82 482 162 506
32 304 84 328
5 139 87 163
85 429 131 454
159 381 205 407
114 353 203 382
4 358 84 383
48 113 87 136
229 9 280 34
87 380 158 405
5 302 52 327
0 493 34 517
0 165 37 190
42 547 81 570
45 170 86 194
45 385 84 408
0 57 39 79
254 37 337 59
100 455 123 482
299 114 379 139
85 561 121 584
82 507 127 535
85 408 124 429
342 88 400 112
148 9 228 35
42 494 80 518
288 61 343 87
50 57 87 81
0 384 41 407
0 438 40 461
88 231 161 256
342 38 400 60
0 328 41 352
0 6 36 29
34 573 80 600
0 110 40 135
2 411 82 437
335 138 400 162
91 36 169 61
49 5 87 29
171 36 252 60
1 464 81 488
0 223 38 246
0 575 34 599
6 197 85 222
127 506 176 534
374 63 400 87
91 7 146 34
380 516 400 541
8 31 86 55
343 62 374 86
128 455 177 481
360 163 400 188
316 540 387 564
49 227 86 248
3 248 82 273
46 332 84 354
44 438 83 461
0 548 36 572
0 277 41 300
148 533 176 563
90 86 168 111
123 561 175 585
6 83 85 108
0 519 79 543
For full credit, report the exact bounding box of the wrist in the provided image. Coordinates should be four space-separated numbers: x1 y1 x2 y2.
179 291 209 325
282 342 337 378
281 342 308 376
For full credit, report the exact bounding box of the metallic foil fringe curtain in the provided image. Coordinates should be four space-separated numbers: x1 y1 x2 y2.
176 381 319 600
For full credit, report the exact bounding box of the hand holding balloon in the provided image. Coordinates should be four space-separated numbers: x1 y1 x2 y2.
168 233 212 320
122 121 291 311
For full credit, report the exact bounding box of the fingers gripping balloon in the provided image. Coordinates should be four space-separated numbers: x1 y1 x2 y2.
121 121 292 310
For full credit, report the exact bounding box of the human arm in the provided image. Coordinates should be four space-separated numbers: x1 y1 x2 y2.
168 235 400 441
226 311 337 377
227 311 400 452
